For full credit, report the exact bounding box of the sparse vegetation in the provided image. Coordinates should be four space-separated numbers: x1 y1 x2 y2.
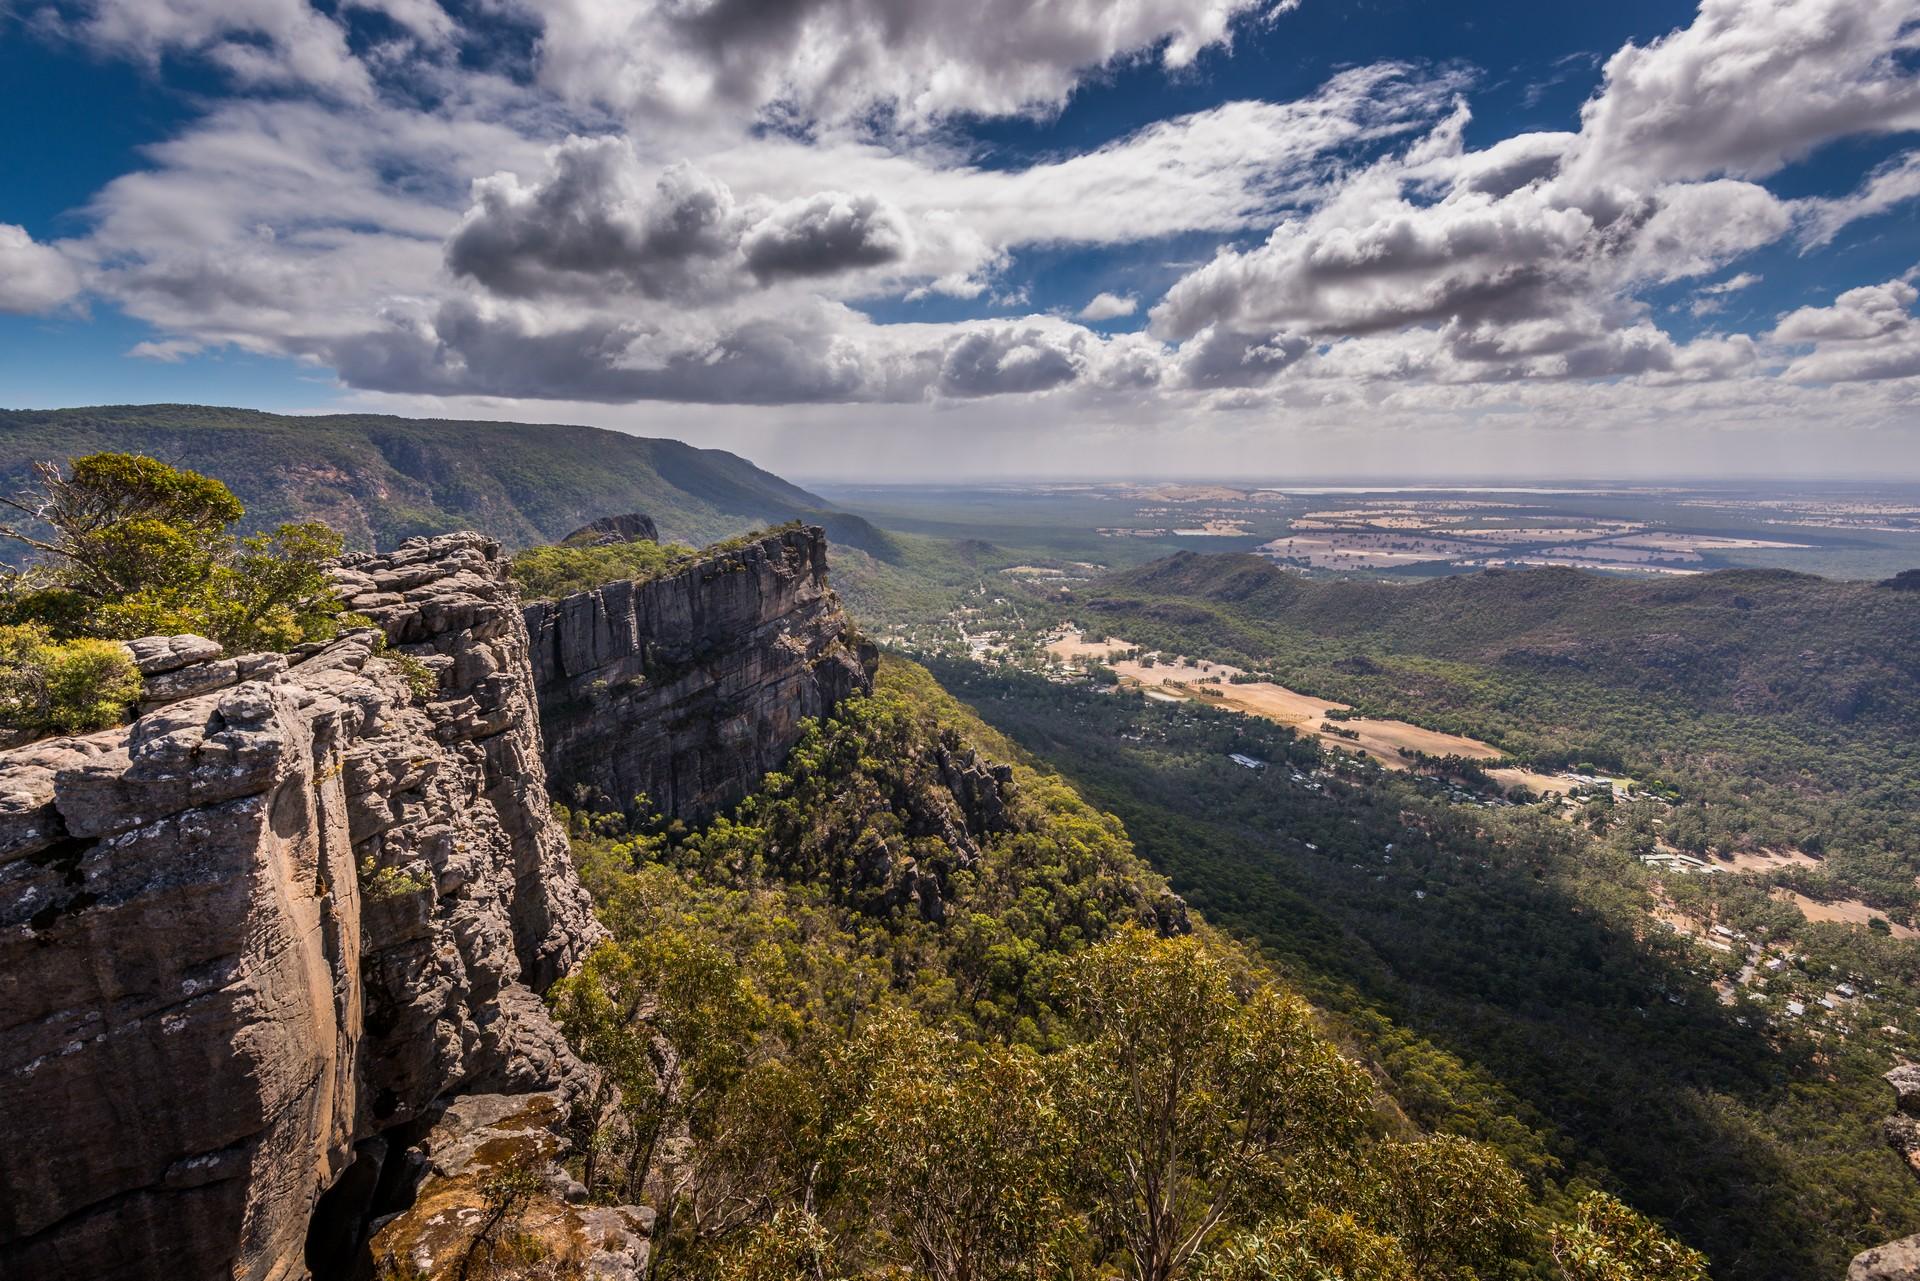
358 857 433 901
384 652 440 703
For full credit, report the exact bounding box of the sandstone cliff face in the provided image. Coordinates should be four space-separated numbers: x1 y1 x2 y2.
0 533 601 1281
524 525 876 825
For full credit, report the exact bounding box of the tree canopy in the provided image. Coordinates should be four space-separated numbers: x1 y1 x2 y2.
537 660 1705 1281
0 452 350 652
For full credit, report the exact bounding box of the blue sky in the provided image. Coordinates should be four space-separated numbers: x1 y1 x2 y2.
2 0 1919 480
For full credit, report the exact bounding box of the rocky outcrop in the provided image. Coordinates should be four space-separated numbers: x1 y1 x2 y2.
364 1092 652 1279
525 525 876 825
562 513 659 547
1849 1066 1920 1279
0 533 602 1281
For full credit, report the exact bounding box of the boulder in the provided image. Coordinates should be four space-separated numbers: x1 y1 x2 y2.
561 513 660 547
365 1092 652 1280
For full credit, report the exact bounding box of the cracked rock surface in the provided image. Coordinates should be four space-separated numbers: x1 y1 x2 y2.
0 533 600 1281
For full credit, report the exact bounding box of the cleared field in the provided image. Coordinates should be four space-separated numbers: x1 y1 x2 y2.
1719 848 1823 873
1047 631 1134 662
1045 628 1558 779
1172 519 1252 536
1451 526 1628 541
1542 542 1701 565
1488 766 1579 796
1247 504 1840 580
1465 556 1701 576
1617 534 1811 552
1771 888 1917 939
1259 534 1486 568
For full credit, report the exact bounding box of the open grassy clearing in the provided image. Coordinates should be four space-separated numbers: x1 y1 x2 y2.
1046 627 1570 792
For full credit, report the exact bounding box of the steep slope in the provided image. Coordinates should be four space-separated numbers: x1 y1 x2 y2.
0 405 828 554
524 525 877 825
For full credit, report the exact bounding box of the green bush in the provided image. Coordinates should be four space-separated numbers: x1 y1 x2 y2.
0 453 349 652
0 623 141 741
358 856 433 901
508 537 695 600
383 652 439 703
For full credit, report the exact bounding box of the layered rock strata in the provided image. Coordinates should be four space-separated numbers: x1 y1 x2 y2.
524 525 876 825
0 533 600 1280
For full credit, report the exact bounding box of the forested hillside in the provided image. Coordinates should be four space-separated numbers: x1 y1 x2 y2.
1078 553 1920 907
0 405 842 553
924 659 1920 1281
545 658 1707 1280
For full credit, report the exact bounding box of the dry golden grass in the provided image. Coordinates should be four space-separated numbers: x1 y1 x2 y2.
1046 628 1546 777
1770 888 1917 939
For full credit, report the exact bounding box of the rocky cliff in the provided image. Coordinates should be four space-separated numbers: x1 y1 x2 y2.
524 525 876 825
1850 1066 1920 1280
0 534 602 1280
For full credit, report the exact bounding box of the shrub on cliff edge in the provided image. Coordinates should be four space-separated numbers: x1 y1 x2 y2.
0 452 349 651
0 623 140 743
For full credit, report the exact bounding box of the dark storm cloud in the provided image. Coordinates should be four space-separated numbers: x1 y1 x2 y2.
446 137 911 302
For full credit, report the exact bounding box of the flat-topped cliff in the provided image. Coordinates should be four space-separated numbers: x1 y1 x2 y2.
524 525 877 825
0 534 601 1279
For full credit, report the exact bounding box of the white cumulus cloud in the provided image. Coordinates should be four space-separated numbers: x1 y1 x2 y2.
0 226 83 314
1078 292 1139 322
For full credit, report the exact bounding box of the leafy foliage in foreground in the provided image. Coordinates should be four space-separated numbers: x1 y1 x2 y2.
548 659 1699 1279
0 624 140 742
0 452 360 741
1551 1193 1710 1281
0 452 349 652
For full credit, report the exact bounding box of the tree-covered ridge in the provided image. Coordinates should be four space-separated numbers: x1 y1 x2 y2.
1097 553 1920 735
1078 552 1920 908
510 536 702 601
546 659 1703 1280
0 405 832 555
507 520 861 602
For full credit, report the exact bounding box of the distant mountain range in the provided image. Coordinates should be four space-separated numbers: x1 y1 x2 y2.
0 404 896 559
